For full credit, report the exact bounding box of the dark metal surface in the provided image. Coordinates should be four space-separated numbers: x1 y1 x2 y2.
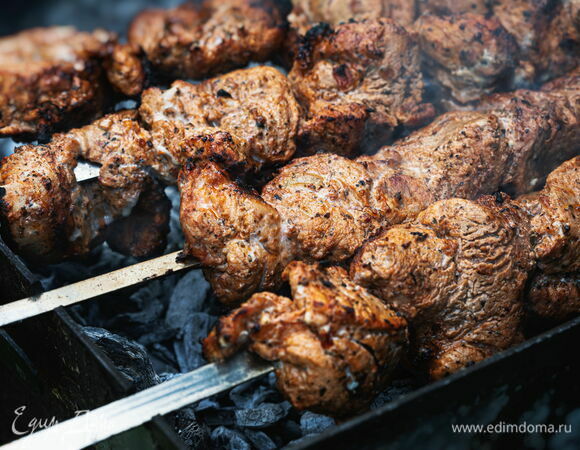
0 234 184 448
294 316 580 450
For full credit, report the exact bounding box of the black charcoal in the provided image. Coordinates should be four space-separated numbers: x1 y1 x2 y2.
82 327 159 390
300 411 335 435
230 380 279 409
166 270 211 330
242 429 277 450
210 426 251 450
173 313 215 372
234 402 292 429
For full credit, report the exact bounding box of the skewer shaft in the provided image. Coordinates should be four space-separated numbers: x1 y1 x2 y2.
3 352 274 450
0 251 198 327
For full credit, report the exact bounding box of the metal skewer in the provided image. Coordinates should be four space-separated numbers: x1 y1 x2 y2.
2 352 275 450
0 251 199 327
73 160 101 182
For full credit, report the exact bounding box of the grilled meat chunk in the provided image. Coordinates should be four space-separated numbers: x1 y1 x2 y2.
289 0 417 32
473 69 580 195
140 66 300 175
350 195 533 379
0 26 144 139
0 66 300 262
493 0 579 85
289 19 434 155
0 141 154 262
533 0 580 84
203 261 408 417
179 160 284 302
128 0 286 80
523 156 580 276
415 14 518 104
417 0 491 15
526 273 580 322
179 70 580 305
351 156 580 378
104 43 146 97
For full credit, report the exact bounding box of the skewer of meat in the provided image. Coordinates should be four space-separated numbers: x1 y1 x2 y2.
202 156 579 416
179 69 580 305
0 66 300 262
0 18 434 263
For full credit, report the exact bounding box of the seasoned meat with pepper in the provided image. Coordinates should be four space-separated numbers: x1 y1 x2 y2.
350 195 533 379
0 66 300 262
178 70 579 305
203 261 408 417
473 68 580 194
289 19 434 155
351 156 580 378
288 0 417 32
521 156 579 276
416 0 491 16
179 160 284 302
140 66 301 175
493 0 579 85
0 141 154 262
533 0 580 84
526 273 579 322
0 26 144 140
415 13 518 104
128 0 287 80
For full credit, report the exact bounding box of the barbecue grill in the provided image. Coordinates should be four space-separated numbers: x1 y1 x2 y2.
1 1 579 449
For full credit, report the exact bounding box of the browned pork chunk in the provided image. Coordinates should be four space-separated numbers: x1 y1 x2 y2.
0 26 144 139
0 141 155 262
289 19 434 156
288 0 417 32
0 66 300 262
350 195 533 379
350 156 580 378
178 70 580 306
128 0 287 80
203 261 408 417
415 13 518 105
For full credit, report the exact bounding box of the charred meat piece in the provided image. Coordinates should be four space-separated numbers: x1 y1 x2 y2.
288 0 417 32
350 195 533 379
179 160 284 302
105 181 171 259
533 0 580 84
0 66 300 262
128 0 287 80
140 66 301 176
178 70 580 305
493 0 579 85
289 19 434 155
521 156 579 276
104 42 146 98
203 261 408 417
526 273 580 323
416 0 492 16
351 156 580 378
0 26 144 139
415 13 518 104
474 68 580 195
0 141 154 262
179 154 389 304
